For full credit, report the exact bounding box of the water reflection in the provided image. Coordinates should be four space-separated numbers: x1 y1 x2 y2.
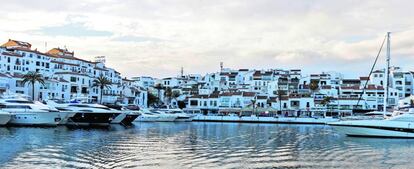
0 122 413 168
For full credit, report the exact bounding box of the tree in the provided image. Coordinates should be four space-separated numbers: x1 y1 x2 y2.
164 87 172 105
169 91 181 108
154 83 164 105
277 88 286 115
321 96 333 117
92 75 112 104
309 80 319 96
22 71 45 101
321 96 332 106
251 98 257 116
177 101 186 109
147 92 159 107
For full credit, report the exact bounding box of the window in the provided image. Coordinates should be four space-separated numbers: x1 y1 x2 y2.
70 77 77 82
36 61 40 66
190 100 198 106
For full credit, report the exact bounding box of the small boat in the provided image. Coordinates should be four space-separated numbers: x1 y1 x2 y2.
329 113 414 138
0 110 11 125
0 96 72 126
135 109 177 122
159 108 193 122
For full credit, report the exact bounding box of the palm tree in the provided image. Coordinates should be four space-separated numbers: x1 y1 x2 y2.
92 75 112 104
277 88 285 115
154 83 164 105
251 98 257 116
321 96 333 117
171 91 181 108
22 71 45 101
164 87 172 106
309 81 319 96
147 92 159 107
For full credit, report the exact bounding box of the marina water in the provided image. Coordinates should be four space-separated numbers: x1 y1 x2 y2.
0 122 413 169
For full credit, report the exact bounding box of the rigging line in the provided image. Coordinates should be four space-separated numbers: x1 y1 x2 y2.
356 34 387 107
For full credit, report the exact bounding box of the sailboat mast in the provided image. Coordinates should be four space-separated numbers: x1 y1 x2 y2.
384 32 391 117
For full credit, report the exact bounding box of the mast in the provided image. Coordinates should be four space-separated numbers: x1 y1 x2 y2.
384 32 391 117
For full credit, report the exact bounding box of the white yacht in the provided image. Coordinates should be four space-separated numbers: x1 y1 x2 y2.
47 100 121 126
0 110 11 125
329 113 414 138
0 97 73 126
135 109 176 122
329 32 414 138
159 108 193 122
340 111 393 121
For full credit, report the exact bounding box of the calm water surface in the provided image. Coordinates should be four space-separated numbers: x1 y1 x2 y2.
0 122 413 169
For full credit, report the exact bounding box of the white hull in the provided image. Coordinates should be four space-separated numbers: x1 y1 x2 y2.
173 113 193 122
331 125 414 138
329 117 414 138
0 112 11 125
193 115 338 124
135 115 176 122
8 112 68 126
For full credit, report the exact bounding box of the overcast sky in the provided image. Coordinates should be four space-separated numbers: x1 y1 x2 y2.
1 0 414 78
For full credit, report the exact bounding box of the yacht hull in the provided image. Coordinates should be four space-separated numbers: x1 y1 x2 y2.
174 116 193 122
331 125 414 138
66 112 120 126
8 112 67 126
111 113 140 125
0 112 11 125
135 115 176 122
329 120 414 138
121 114 140 124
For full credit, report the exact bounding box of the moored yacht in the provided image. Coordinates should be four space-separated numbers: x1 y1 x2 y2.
47 100 121 126
0 96 73 126
159 108 193 122
329 113 414 138
135 109 176 122
0 110 11 125
328 32 413 138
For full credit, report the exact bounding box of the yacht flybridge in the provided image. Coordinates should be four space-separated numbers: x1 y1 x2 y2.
329 32 414 138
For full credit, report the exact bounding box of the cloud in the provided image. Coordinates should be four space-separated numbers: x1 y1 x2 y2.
112 36 165 43
1 0 414 78
38 22 113 37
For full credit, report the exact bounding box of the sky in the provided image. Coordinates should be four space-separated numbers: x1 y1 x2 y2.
1 0 414 78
